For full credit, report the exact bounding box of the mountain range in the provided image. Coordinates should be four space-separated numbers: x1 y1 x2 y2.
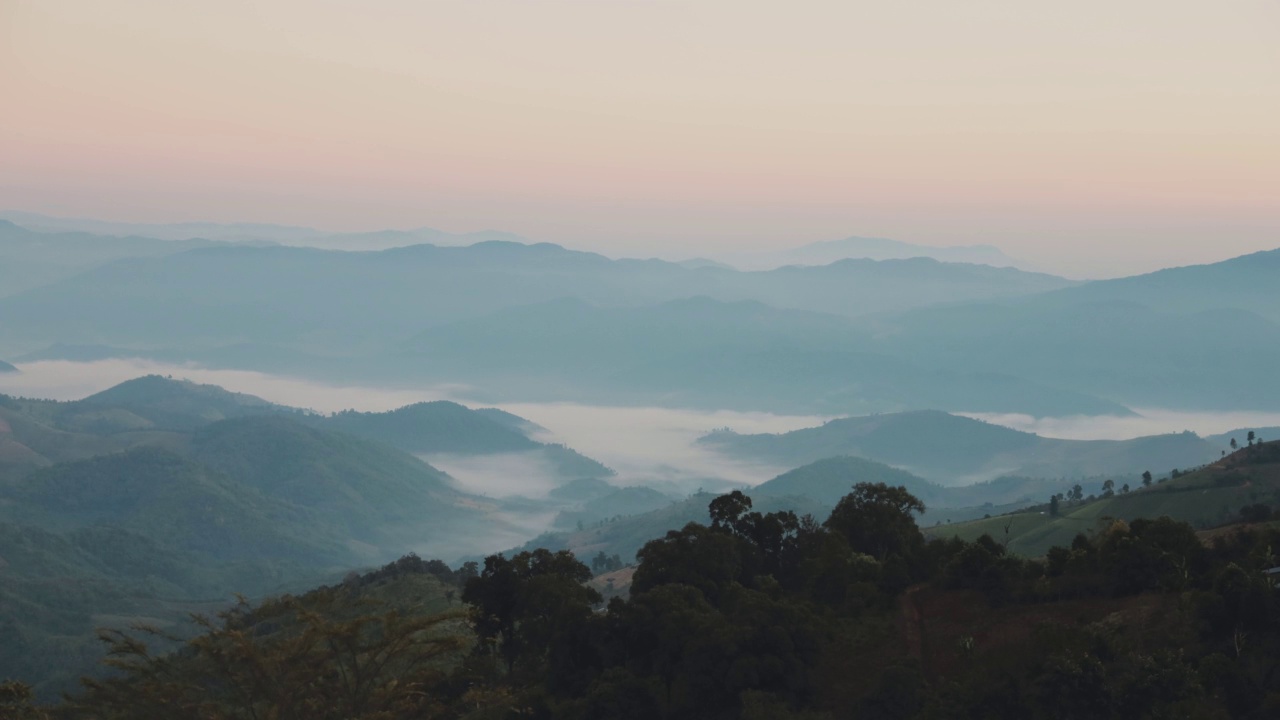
2 216 1278 417
725 235 1022 270
698 410 1228 484
0 374 625 694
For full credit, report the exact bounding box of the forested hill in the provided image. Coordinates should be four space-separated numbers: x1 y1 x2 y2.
29 480 1280 718
323 401 537 453
77 374 290 430
0 375 612 478
700 410 1224 483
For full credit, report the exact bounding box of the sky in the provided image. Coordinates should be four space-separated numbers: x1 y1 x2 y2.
2 0 1277 277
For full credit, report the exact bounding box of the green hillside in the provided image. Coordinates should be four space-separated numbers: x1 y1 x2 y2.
76 374 292 431
192 415 483 546
321 401 539 454
315 400 614 479
0 384 539 699
934 440 1280 557
1 447 338 564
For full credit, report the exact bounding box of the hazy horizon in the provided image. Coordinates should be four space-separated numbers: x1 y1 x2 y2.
5 1 1278 278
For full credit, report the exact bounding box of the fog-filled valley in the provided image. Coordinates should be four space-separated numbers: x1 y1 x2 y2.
8 1 1280 712
4 208 1280 714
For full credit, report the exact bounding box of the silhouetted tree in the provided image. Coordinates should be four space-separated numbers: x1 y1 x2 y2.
463 549 600 675
824 483 925 561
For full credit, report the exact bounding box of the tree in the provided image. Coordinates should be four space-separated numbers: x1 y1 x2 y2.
463 549 601 675
1069 484 1084 502
1102 479 1115 497
1142 470 1153 487
0 681 50 720
1231 438 1238 450
1049 495 1060 517
1121 483 1130 494
1247 431 1256 446
824 483 925 561
73 595 465 720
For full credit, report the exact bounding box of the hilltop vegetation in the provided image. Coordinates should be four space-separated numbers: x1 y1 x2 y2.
935 440 1280 557
0 375 625 697
20 482 1280 719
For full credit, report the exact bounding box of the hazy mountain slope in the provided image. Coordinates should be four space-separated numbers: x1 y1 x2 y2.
0 447 335 562
938 440 1280 557
1035 247 1280 322
75 374 293 430
320 401 540 454
0 399 185 480
752 456 949 508
190 416 476 547
0 360 15 373
0 211 325 243
877 297 1280 410
737 236 1019 270
0 240 1075 357
300 227 528 251
313 401 612 478
404 297 1127 417
0 219 222 297
699 411 1222 483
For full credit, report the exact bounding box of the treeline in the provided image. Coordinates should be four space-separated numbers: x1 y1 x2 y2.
7 483 1280 718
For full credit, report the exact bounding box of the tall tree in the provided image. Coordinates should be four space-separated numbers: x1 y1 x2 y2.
463 549 601 675
824 483 925 561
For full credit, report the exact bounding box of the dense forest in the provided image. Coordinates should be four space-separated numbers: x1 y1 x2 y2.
8 467 1280 719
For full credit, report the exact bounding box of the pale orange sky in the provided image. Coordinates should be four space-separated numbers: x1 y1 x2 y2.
2 0 1277 277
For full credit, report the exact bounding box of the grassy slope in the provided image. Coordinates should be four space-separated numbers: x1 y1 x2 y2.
932 441 1280 557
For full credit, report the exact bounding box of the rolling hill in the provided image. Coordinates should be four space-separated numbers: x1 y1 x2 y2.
933 440 1280 557
699 410 1222 484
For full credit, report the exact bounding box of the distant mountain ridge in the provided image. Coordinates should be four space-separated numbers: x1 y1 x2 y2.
699 410 1224 484
0 237 1075 356
731 235 1021 270
0 211 527 250
0 219 227 297
0 375 613 483
402 296 1130 417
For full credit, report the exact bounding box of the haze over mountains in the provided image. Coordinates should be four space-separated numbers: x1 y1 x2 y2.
727 236 1024 271
1 215 1277 420
698 410 1227 484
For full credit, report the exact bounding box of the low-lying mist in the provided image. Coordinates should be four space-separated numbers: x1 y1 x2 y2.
961 409 1280 441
